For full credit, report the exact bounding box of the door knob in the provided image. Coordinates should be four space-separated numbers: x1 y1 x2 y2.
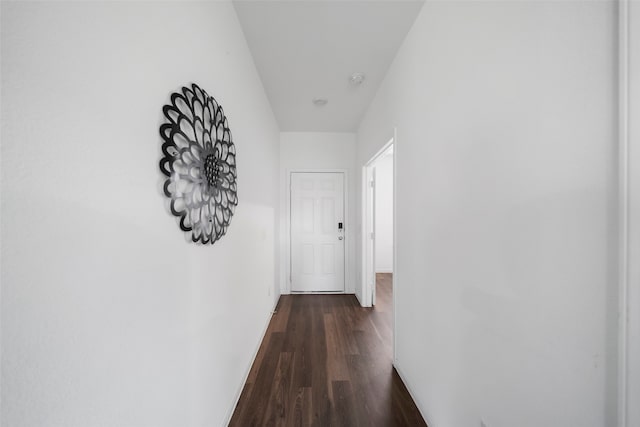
338 236 344 240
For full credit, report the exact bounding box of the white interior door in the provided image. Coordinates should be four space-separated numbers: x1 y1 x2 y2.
290 172 345 292
365 166 376 305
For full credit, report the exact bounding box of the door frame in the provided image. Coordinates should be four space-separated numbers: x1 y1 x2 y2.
619 2 639 425
285 169 348 294
362 138 395 307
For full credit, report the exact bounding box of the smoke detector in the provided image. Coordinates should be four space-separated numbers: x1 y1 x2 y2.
349 73 366 86
312 98 328 106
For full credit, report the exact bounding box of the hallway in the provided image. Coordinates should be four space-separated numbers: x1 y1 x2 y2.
229 274 426 426
2 1 636 425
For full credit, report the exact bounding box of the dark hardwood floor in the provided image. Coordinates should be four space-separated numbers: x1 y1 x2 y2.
229 273 427 427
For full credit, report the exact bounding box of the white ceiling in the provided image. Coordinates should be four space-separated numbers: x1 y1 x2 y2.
233 0 425 132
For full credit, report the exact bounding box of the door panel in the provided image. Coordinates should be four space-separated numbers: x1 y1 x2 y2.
291 172 345 292
366 167 376 305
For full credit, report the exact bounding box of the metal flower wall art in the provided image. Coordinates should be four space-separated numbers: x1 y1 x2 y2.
159 83 238 244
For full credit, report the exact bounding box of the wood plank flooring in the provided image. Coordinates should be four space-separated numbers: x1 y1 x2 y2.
229 274 427 427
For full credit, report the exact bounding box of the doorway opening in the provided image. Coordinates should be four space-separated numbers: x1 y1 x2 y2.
363 139 394 307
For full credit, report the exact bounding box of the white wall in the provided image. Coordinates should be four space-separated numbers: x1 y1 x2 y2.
374 153 393 273
0 2 280 426
279 132 356 294
356 1 618 426
626 1 640 425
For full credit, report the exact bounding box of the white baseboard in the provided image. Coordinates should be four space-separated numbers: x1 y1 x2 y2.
224 297 279 425
375 269 393 274
282 289 355 295
393 362 432 427
355 291 366 307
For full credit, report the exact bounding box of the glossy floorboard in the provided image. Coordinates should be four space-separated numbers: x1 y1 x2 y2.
229 274 427 427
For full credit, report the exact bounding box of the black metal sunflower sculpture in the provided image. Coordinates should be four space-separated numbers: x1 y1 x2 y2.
159 83 238 244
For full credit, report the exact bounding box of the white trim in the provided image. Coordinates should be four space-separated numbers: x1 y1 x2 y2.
364 165 377 306
393 362 431 427
619 1 630 425
392 127 398 365
354 290 365 307
289 291 346 295
361 168 370 306
224 301 278 425
372 166 377 306
285 169 349 294
365 138 395 168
